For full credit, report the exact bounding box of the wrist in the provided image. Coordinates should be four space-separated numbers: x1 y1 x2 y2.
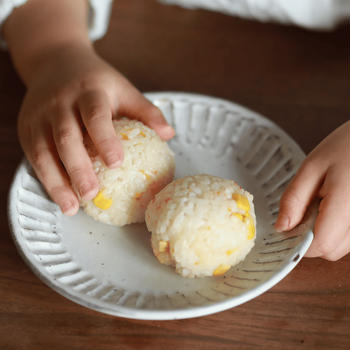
20 40 95 87
3 0 91 86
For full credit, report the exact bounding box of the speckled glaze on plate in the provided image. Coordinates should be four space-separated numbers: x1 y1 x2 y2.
8 92 315 320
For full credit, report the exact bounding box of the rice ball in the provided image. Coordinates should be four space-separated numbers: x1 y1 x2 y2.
145 174 256 278
81 118 175 226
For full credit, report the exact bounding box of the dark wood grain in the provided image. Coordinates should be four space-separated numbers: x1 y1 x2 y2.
0 1 349 349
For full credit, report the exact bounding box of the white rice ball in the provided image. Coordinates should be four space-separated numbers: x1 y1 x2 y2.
81 118 175 226
145 174 256 278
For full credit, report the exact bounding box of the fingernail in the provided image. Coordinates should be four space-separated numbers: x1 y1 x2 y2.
105 150 123 169
164 125 175 133
275 214 290 232
80 183 98 200
61 201 78 216
160 125 175 140
107 157 122 169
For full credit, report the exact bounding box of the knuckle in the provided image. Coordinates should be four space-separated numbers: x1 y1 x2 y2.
49 185 71 199
31 147 47 171
68 165 89 180
96 136 116 150
300 157 322 174
86 105 105 123
68 166 97 188
79 77 101 91
56 127 78 148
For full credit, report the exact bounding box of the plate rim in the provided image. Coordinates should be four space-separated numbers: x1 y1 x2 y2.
146 91 305 159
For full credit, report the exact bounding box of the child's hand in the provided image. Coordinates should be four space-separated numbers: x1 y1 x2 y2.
17 45 174 216
275 122 350 261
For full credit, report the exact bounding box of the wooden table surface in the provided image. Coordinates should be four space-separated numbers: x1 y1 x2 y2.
0 1 349 349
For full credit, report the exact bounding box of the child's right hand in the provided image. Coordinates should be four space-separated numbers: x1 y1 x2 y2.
17 45 175 216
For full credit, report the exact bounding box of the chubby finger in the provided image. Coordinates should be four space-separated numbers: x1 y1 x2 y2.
304 181 349 260
78 90 123 167
52 106 99 201
27 126 79 215
275 160 326 232
117 87 175 141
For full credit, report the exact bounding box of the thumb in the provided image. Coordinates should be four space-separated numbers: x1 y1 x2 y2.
275 160 325 232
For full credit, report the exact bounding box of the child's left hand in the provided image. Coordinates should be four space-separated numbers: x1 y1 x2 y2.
275 121 350 261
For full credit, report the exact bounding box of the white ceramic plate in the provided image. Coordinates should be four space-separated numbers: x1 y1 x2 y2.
8 92 315 320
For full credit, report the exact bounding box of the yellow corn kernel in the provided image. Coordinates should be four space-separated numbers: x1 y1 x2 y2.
226 248 237 256
232 193 250 212
247 216 256 240
135 192 143 199
232 212 245 221
140 131 146 137
158 240 169 253
121 133 129 140
93 191 113 210
139 169 151 180
213 264 231 276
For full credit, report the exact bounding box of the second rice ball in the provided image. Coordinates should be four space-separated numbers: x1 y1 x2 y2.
145 174 256 278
